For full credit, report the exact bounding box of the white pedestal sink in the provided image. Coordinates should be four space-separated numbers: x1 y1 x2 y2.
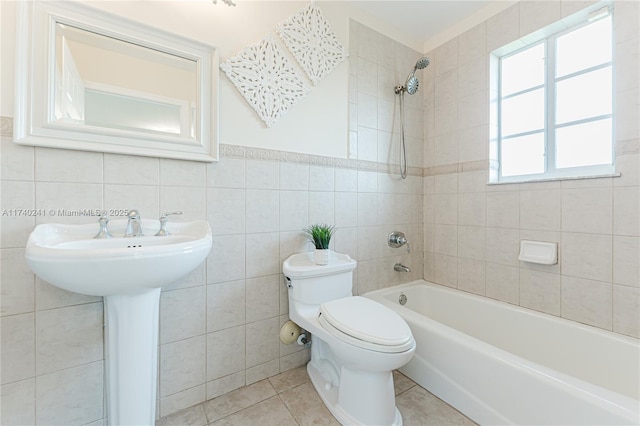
25 219 212 426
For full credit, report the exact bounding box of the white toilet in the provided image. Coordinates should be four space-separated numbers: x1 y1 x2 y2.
283 252 415 426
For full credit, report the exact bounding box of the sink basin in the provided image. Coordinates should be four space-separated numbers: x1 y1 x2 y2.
25 218 212 425
25 219 212 296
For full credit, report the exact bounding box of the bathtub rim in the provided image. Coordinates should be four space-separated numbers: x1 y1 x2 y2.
365 279 640 347
364 279 640 422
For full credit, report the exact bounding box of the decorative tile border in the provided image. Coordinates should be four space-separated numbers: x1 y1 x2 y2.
1 116 13 137
616 138 640 156
0 116 487 177
422 159 491 177
220 143 427 176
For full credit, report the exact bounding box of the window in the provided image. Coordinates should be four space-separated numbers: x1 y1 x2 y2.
494 9 614 182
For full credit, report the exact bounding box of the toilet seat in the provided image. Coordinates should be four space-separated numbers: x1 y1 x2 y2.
318 296 414 353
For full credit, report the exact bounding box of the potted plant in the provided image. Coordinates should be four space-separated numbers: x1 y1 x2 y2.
304 224 335 265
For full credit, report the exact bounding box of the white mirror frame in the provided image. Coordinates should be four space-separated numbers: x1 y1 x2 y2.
14 1 219 162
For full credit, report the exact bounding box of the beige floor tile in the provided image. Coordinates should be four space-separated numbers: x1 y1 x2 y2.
204 380 276 423
396 386 477 426
162 368 476 426
157 404 208 426
393 370 416 396
210 396 297 426
279 382 340 426
268 365 310 394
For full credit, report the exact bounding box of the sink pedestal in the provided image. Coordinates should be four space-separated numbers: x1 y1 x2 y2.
25 219 213 425
104 288 161 426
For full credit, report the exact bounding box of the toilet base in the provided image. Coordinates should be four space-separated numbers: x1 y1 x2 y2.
307 363 403 426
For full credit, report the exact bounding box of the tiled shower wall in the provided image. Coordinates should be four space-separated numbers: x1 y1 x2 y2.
347 20 426 293
0 128 424 423
422 0 640 338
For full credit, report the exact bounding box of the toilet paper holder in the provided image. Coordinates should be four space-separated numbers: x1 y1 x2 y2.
279 320 310 347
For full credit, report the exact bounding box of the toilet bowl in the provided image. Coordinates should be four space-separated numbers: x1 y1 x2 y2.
283 252 415 426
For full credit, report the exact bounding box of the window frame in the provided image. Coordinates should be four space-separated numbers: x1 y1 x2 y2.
492 8 617 184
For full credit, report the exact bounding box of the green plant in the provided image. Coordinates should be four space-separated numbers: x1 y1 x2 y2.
303 224 335 250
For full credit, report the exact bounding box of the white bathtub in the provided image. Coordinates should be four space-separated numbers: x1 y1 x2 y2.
365 280 640 426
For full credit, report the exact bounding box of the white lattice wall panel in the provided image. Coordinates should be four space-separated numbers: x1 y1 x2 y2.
276 4 349 85
220 35 311 127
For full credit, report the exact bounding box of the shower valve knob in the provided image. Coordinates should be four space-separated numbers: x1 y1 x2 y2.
388 231 408 248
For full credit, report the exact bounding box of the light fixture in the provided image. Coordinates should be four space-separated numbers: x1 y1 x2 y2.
212 0 236 6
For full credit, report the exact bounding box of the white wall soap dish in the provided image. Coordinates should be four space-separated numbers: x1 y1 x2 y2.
518 240 558 265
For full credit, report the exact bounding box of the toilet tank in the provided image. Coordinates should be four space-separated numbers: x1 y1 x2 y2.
283 252 357 305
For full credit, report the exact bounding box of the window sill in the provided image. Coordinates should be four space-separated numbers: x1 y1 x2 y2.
488 172 621 185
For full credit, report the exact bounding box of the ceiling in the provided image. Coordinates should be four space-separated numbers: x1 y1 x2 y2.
346 1 492 44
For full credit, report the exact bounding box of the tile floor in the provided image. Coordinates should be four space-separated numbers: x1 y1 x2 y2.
157 367 476 426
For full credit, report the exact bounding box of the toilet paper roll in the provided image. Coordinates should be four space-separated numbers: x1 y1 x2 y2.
279 320 301 345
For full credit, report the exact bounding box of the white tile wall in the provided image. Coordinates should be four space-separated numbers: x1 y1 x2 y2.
160 335 206 397
245 275 280 323
160 286 206 344
35 303 103 375
519 189 561 231
519 1 561 36
206 326 245 382
1 378 35 425
613 284 640 336
104 154 159 185
0 313 35 385
613 236 640 287
35 148 103 183
245 190 279 233
10 134 413 420
207 280 245 332
561 275 613 330
1 181 35 248
35 362 103 425
1 249 34 316
423 0 639 339
562 232 612 283
485 263 519 304
519 269 561 315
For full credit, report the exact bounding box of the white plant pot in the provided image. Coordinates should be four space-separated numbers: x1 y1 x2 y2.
314 249 330 265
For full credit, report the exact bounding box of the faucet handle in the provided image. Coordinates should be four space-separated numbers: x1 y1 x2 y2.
155 211 182 236
94 212 113 239
127 209 141 220
159 211 183 221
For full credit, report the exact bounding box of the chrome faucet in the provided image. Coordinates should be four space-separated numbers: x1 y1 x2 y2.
93 212 113 239
124 209 144 237
394 263 411 273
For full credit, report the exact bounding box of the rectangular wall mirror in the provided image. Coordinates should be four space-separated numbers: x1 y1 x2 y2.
15 1 219 162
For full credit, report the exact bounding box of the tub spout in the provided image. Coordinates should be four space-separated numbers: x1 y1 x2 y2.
394 263 411 273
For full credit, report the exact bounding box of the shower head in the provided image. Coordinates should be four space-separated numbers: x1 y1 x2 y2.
395 56 431 95
406 76 419 95
414 57 430 71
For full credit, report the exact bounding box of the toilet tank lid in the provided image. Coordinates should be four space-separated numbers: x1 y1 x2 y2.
283 252 357 278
